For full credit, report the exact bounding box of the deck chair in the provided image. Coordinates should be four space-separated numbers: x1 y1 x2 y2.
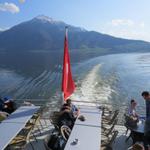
101 130 118 150
102 118 118 137
102 110 119 125
31 107 45 129
8 124 34 150
23 121 39 142
21 112 43 141
31 113 42 134
102 106 112 116
50 111 60 131
124 113 130 135
103 109 119 119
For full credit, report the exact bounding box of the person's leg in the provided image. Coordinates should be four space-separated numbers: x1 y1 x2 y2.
143 135 150 150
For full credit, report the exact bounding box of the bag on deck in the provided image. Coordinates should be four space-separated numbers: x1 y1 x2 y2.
125 114 138 128
48 133 66 150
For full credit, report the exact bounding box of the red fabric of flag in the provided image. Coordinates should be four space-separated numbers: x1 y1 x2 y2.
62 29 76 101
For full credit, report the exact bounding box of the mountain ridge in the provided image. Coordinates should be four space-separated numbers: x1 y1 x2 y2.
0 15 150 53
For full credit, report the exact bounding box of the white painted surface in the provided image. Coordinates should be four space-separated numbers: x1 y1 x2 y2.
76 112 101 127
65 106 102 150
0 106 40 150
79 106 101 114
2 106 40 123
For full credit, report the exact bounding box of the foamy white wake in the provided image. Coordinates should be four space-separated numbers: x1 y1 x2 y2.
71 64 116 106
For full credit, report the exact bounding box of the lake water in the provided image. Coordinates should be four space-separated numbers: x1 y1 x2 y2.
0 52 149 108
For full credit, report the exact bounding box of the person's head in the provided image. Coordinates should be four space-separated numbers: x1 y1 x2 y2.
61 104 71 111
132 143 144 150
130 99 137 107
141 91 150 100
66 99 72 106
3 96 12 103
131 99 135 104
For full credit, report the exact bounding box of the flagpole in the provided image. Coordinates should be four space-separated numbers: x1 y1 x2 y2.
62 92 64 105
62 27 68 104
65 26 68 38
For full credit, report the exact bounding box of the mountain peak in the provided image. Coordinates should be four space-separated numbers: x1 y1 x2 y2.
33 15 63 24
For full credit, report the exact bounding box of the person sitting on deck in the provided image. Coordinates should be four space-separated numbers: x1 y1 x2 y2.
58 103 76 129
128 99 139 121
2 97 16 114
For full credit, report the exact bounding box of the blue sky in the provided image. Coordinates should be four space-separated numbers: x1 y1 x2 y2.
0 0 150 41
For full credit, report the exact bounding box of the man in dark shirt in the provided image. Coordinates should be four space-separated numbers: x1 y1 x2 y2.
142 91 150 119
141 91 150 150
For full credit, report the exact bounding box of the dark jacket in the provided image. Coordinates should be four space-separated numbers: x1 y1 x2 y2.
144 118 150 137
146 100 150 119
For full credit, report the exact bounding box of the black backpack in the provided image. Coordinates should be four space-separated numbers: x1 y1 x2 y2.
48 133 66 150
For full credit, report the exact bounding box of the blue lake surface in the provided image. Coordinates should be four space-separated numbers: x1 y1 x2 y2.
0 52 149 108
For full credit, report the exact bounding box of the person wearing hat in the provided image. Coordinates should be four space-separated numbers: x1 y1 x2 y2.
3 96 16 114
128 99 138 118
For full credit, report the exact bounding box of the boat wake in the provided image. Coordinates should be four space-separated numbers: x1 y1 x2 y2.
71 64 116 105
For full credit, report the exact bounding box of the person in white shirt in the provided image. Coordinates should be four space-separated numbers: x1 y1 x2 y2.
128 99 139 119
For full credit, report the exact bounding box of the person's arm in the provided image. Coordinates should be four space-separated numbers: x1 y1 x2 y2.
73 105 80 117
146 101 150 119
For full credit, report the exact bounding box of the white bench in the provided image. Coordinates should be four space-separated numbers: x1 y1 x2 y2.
65 106 102 150
0 106 40 150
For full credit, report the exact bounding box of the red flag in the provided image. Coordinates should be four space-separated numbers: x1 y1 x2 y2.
62 28 76 101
